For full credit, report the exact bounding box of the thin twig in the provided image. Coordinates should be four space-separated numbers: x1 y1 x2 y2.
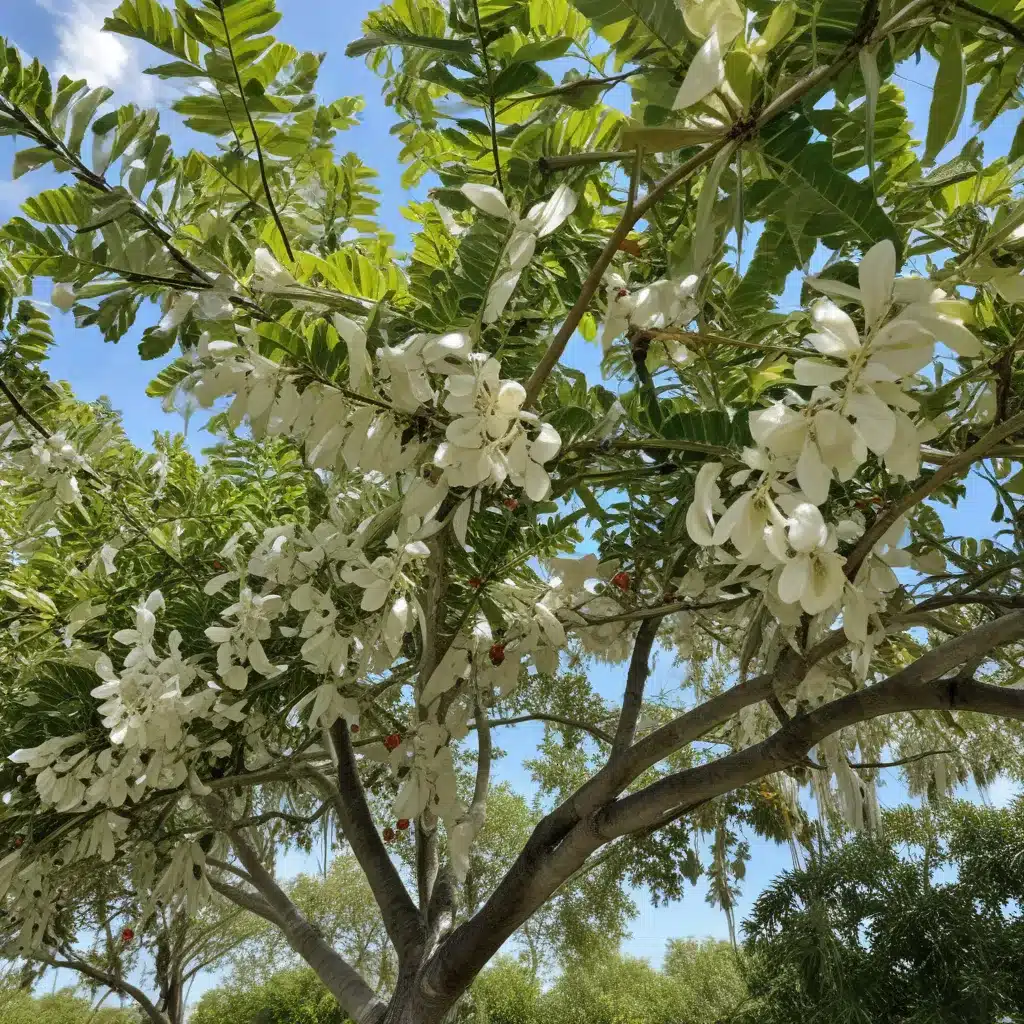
472 0 504 194
215 0 294 260
953 0 1024 45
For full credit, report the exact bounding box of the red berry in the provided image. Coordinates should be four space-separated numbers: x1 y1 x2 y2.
612 572 631 592
213 560 224 570
13 837 22 849
383 827 395 843
489 643 506 666
121 928 134 943
396 818 410 830
384 733 402 751
350 723 360 734
468 576 483 589
503 498 519 510
616 287 630 299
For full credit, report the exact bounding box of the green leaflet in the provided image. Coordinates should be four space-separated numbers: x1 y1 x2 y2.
567 0 686 53
346 28 475 58
924 26 966 166
761 139 900 254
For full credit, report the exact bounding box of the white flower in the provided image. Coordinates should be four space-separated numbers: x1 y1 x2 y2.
681 0 746 42
252 247 299 293
685 462 723 545
461 184 578 322
50 282 76 312
379 332 473 412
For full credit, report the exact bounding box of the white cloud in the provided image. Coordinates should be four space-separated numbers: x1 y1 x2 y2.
36 0 159 105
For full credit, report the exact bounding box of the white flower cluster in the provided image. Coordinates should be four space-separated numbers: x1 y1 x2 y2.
685 241 971 663
601 272 699 356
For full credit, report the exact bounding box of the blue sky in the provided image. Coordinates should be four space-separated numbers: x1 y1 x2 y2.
2 0 1022 1006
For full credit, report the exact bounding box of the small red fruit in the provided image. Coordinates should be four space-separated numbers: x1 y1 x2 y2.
468 576 483 589
121 928 134 943
13 837 22 849
384 733 402 751
383 827 395 843
396 818 410 831
503 498 519 511
350 723 360 734
489 643 506 667
612 572 631 592
213 560 224 570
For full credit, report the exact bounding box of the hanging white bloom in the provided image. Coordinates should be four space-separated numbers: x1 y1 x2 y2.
460 184 578 322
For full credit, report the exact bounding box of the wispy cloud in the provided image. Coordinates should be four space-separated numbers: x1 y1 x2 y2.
35 0 159 106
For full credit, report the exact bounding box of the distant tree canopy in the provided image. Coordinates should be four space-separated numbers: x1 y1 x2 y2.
738 798 1024 1024
0 986 140 1024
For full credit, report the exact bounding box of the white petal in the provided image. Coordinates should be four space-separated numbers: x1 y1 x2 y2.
794 358 847 386
808 299 861 357
461 184 511 220
858 239 895 329
332 313 369 390
361 579 391 612
797 437 831 505
673 28 724 111
484 270 522 323
526 184 578 238
787 503 828 553
506 230 537 272
848 392 896 454
530 422 561 463
778 556 810 606
524 460 551 501
204 572 239 596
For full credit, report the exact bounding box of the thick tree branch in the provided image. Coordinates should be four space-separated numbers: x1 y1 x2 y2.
204 795 385 1024
327 721 424 959
611 617 659 759
599 609 1024 838
206 874 283 928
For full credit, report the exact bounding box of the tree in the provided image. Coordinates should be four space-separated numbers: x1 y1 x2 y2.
738 799 1024 1023
0 853 261 1024
0 986 140 1024
190 966 347 1024
1 1 1024 1023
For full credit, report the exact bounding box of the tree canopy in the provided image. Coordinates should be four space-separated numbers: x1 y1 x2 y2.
739 799 1024 1024
1 1 1024 1023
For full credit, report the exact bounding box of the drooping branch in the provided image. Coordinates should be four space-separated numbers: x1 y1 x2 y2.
478 712 614 745
327 721 425 959
522 0 922 405
35 952 170 1024
846 410 1024 579
214 0 294 260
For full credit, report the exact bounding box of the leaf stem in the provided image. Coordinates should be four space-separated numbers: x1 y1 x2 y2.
215 0 294 260
472 0 504 194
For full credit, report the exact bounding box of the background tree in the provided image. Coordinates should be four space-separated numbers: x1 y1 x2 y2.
1 1 1024 1024
738 799 1024 1024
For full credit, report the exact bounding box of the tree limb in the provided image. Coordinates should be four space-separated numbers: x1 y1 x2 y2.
479 712 614 745
599 609 1024 838
611 617 659 759
327 721 425 960
34 952 169 1024
846 410 1024 579
203 795 386 1024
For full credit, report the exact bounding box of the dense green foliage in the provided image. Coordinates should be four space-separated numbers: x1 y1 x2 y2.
739 800 1024 1024
0 986 139 1024
191 966 346 1024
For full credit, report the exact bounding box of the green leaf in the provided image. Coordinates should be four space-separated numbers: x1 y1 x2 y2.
104 0 197 62
67 86 114 156
858 48 879 186
618 124 723 152
12 146 57 178
924 27 965 165
761 138 900 254
138 325 176 360
659 411 750 451
345 28 474 58
567 0 686 52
